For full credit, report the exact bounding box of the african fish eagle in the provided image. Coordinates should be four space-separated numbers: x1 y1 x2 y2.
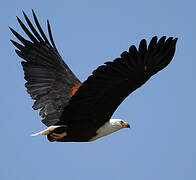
10 11 177 142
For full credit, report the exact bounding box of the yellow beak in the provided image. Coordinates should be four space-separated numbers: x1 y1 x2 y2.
122 122 130 128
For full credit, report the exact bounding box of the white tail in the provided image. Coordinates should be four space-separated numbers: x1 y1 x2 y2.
30 125 61 136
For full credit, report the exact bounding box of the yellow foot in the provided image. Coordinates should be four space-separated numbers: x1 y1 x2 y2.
49 132 67 141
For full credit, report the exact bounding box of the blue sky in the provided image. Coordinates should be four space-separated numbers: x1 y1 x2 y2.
1 0 196 180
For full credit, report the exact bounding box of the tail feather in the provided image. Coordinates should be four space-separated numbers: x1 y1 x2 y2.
30 125 62 136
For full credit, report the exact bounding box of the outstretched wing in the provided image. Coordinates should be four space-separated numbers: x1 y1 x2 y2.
10 11 81 126
60 36 177 130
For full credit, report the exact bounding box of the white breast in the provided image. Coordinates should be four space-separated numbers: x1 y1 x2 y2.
89 119 123 141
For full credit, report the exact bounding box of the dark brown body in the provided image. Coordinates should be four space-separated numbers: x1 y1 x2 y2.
10 11 177 142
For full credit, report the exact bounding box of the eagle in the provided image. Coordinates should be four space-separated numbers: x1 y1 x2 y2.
10 11 177 142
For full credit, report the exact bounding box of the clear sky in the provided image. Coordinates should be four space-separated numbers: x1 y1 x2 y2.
1 0 195 180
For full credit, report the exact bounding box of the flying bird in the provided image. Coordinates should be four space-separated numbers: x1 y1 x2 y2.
10 11 177 142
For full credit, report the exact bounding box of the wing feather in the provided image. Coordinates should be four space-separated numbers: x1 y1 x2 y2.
10 11 177 133
10 11 81 126
60 36 177 131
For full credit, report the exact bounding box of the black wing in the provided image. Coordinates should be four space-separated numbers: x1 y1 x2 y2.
60 36 177 131
10 11 81 126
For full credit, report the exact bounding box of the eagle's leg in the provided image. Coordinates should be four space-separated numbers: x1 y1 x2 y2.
48 132 67 141
47 126 67 141
31 125 67 141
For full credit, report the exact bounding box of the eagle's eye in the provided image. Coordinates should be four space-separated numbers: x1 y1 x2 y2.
120 120 124 124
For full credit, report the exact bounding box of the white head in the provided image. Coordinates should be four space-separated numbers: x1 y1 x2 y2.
89 118 130 141
110 119 130 130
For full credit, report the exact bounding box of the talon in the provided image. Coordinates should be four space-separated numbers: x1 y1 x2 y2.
49 132 67 141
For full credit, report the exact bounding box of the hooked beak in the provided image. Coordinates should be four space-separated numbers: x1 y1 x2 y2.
126 123 130 128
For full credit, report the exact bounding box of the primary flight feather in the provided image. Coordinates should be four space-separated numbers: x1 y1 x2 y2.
10 11 177 142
